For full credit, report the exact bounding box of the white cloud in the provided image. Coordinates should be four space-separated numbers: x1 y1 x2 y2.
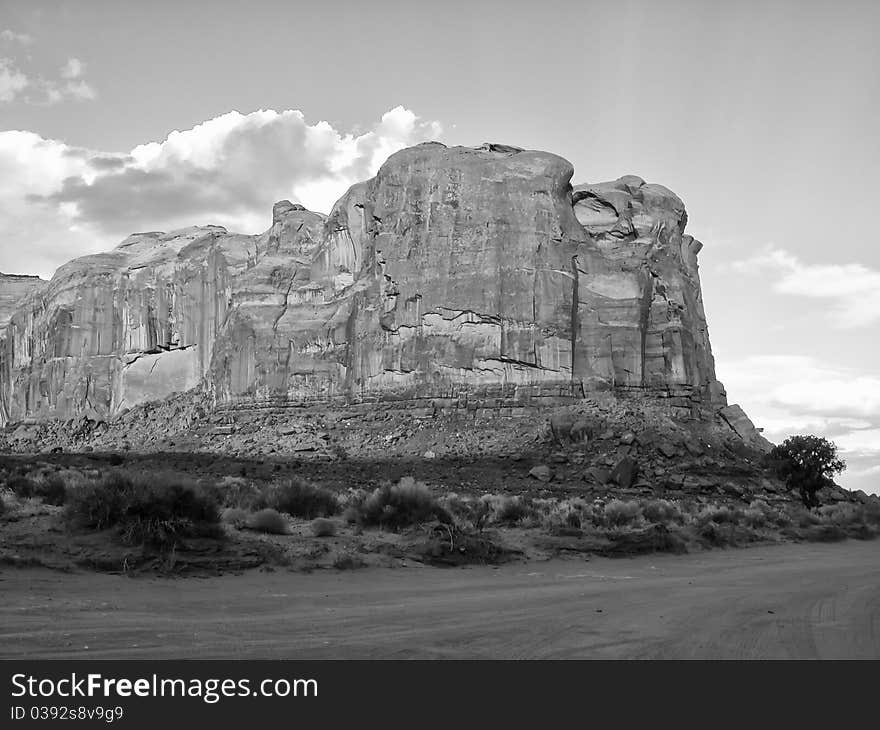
44 77 96 103
0 47 97 104
0 30 33 45
835 429 880 455
0 57 28 101
0 106 443 278
720 354 880 493
731 248 880 328
60 57 84 79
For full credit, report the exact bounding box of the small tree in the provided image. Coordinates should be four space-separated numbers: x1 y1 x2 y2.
767 435 845 508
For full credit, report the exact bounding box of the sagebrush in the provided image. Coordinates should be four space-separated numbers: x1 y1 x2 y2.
65 471 221 549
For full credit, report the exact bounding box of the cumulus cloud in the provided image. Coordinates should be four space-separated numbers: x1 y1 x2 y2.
40 58 96 103
0 29 33 45
0 105 443 278
0 45 97 104
720 354 880 494
0 57 29 101
732 248 880 328
60 57 84 79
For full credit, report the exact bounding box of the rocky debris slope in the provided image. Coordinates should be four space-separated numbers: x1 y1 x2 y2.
1 141 752 435
0 392 868 510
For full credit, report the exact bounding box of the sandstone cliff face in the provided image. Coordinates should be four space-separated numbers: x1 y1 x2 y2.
0 142 732 424
0 273 46 330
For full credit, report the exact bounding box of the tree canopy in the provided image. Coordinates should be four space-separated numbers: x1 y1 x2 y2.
767 435 846 508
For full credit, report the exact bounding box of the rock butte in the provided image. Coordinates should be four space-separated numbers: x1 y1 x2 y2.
0 273 46 331
0 141 762 444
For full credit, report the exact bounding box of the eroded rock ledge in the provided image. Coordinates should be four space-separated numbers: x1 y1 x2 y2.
0 141 753 439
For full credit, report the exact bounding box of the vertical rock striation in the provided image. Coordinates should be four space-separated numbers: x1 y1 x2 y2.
0 273 46 330
1 141 736 425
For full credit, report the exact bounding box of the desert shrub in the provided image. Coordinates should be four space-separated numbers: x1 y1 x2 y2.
310 518 337 537
357 477 451 529
34 474 67 506
7 475 37 499
493 496 535 525
65 471 220 548
267 479 338 519
818 503 864 527
863 500 880 526
604 499 642 527
641 499 682 525
440 492 472 520
247 508 287 535
742 507 767 528
468 499 493 533
793 508 821 528
541 499 589 531
333 552 365 570
696 504 743 527
337 488 368 508
699 521 735 547
209 476 265 509
802 524 847 542
221 507 249 528
743 498 788 528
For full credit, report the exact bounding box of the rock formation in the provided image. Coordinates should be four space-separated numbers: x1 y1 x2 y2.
0 273 46 330
0 141 752 437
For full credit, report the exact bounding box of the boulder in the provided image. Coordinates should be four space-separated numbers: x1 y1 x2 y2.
529 465 554 482
658 441 678 458
718 404 772 452
589 467 612 485
570 419 598 442
550 413 579 442
610 457 639 489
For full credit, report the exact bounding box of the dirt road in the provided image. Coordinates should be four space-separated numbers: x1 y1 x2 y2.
1 541 878 659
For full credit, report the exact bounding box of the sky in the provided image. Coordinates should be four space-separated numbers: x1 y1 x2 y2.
0 0 877 493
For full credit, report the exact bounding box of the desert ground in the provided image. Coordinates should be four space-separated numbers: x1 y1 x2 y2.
1 541 878 659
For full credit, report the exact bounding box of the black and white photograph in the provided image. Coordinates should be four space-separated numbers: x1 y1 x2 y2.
0 0 878 717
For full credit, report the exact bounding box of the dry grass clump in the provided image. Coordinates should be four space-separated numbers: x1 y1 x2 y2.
266 479 338 519
310 517 337 537
793 508 822 528
6 475 38 500
492 495 535 525
220 507 249 528
65 470 221 548
34 474 68 506
695 503 744 527
356 477 451 529
603 499 642 527
818 503 863 526
333 552 366 570
2 470 93 507
538 498 591 531
439 492 473 520
641 499 682 525
210 476 265 509
247 508 288 535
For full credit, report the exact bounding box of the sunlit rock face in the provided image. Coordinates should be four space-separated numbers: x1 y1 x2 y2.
0 274 46 330
0 142 728 422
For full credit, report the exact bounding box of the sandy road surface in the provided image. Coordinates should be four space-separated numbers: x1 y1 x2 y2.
1 542 878 659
